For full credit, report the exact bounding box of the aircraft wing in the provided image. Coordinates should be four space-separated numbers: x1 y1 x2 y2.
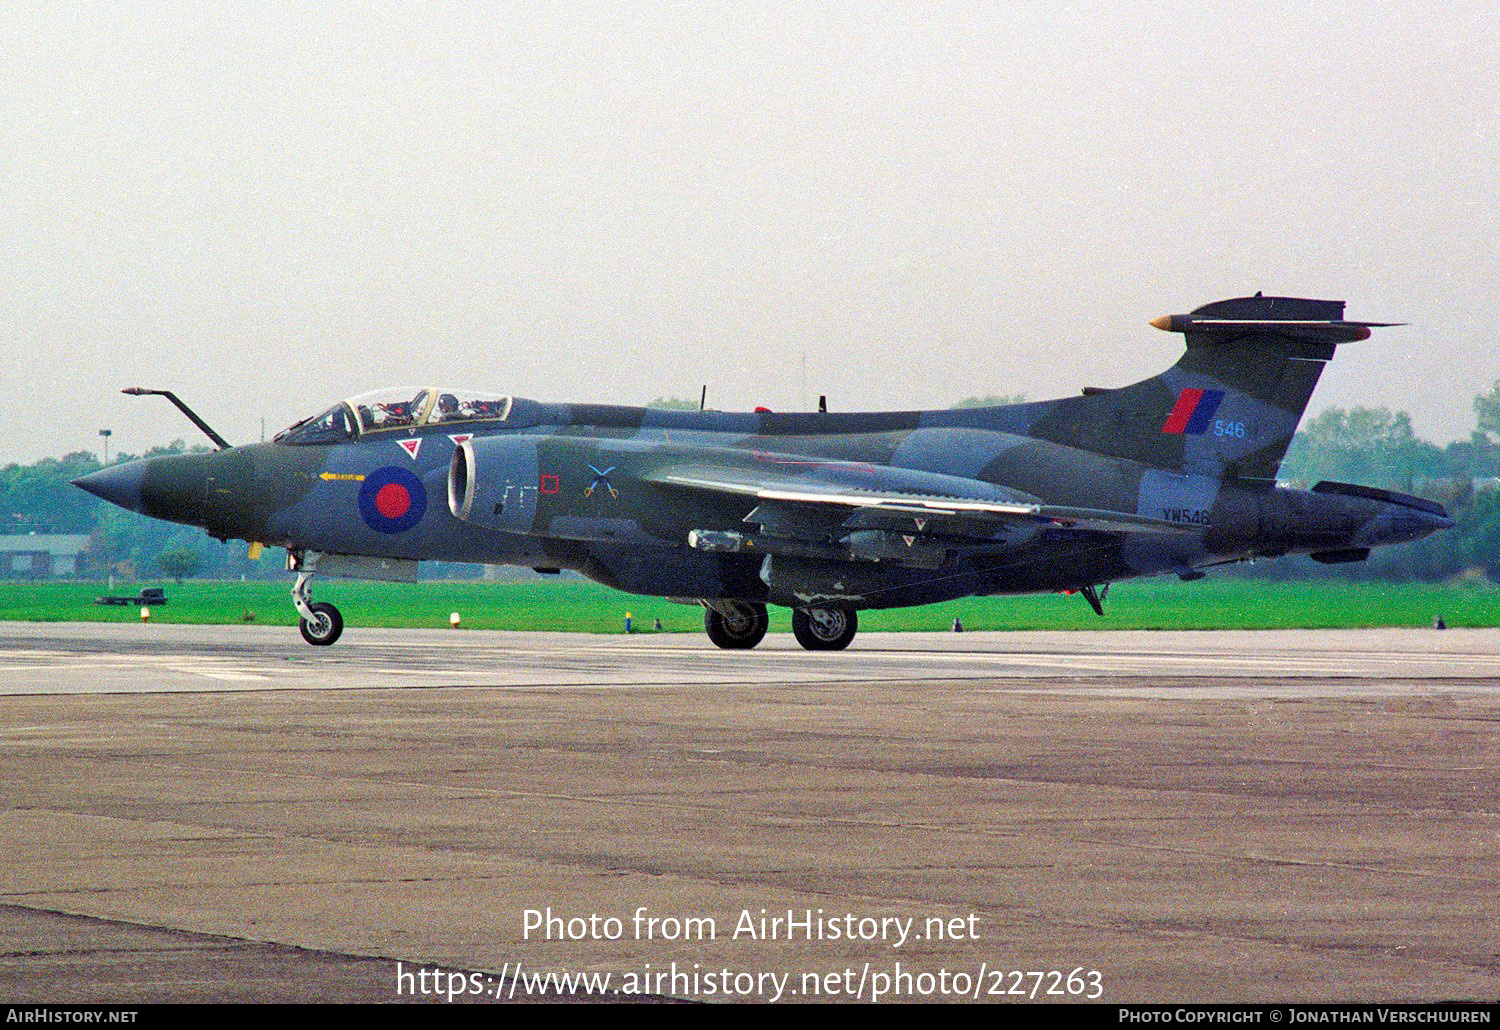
649 469 1197 537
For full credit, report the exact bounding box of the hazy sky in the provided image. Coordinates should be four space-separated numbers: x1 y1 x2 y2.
3 2 1496 464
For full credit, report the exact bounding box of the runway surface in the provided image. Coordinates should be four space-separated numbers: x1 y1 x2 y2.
1 622 1498 1003
5 620 1500 697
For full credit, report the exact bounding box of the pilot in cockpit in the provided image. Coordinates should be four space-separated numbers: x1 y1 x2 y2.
433 393 460 422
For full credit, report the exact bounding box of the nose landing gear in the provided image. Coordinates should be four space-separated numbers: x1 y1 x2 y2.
298 597 344 646
290 561 343 646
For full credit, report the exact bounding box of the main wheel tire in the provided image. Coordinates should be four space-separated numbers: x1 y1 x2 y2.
298 601 344 646
792 606 857 651
703 601 768 650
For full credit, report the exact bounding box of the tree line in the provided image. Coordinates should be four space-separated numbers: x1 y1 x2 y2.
1253 396 1500 583
4 383 1498 583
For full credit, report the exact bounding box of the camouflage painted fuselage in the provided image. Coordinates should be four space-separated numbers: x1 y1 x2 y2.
76 295 1451 614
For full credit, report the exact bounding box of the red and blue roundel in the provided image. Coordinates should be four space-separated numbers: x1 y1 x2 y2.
358 466 427 534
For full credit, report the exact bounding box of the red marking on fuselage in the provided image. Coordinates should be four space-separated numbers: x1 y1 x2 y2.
375 483 412 518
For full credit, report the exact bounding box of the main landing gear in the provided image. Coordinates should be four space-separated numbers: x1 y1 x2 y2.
703 600 768 650
791 606 857 651
291 569 343 646
701 601 858 651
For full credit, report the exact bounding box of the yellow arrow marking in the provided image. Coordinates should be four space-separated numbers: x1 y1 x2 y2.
319 472 366 482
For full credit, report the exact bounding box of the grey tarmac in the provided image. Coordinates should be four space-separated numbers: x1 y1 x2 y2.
1 623 1497 1003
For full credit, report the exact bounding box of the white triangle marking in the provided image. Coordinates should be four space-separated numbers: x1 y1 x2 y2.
398 438 421 460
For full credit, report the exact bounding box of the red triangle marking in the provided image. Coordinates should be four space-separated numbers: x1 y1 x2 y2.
398 438 421 460
447 434 472 446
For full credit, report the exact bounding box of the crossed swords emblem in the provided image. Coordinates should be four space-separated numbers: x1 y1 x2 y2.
584 464 618 499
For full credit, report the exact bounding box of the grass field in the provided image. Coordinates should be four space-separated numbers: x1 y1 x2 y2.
2 576 1495 633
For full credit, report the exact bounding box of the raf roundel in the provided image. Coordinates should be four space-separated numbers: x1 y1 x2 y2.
358 466 427 534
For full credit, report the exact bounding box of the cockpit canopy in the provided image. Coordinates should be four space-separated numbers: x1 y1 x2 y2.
275 388 514 445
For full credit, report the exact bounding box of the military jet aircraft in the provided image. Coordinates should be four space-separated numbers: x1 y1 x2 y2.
74 294 1452 649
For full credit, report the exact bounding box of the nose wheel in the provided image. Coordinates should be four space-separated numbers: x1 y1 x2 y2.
792 606 857 651
291 569 343 646
298 601 344 646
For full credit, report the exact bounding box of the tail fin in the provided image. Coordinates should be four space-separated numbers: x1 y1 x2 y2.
1024 295 1399 488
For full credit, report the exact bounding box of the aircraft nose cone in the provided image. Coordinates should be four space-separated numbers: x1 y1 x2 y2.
72 461 147 514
